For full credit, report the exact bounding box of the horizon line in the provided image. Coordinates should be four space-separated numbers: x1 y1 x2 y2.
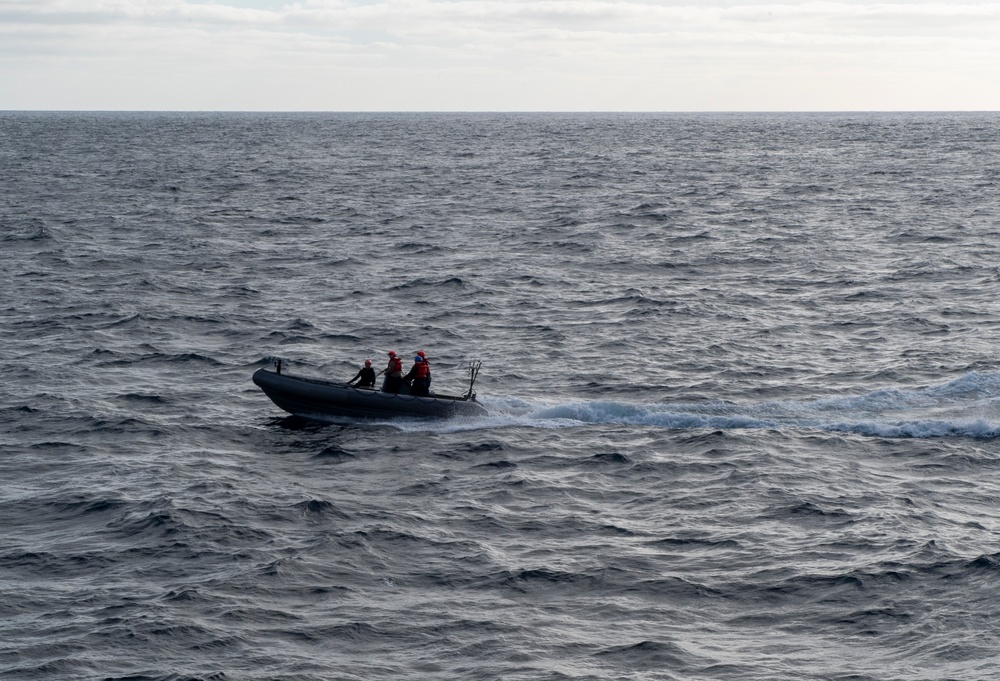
2 109 999 115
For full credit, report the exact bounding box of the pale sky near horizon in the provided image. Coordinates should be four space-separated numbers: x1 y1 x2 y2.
2 0 998 111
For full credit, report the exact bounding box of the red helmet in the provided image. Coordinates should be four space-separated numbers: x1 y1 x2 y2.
364 359 372 366
417 350 426 358
388 350 396 357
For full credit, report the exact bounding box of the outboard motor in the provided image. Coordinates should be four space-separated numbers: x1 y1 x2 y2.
464 360 482 401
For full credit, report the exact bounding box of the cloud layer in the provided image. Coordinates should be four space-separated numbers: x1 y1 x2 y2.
2 0 999 109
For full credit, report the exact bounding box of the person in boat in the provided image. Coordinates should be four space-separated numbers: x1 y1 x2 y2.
417 349 431 390
347 359 377 389
403 355 431 396
380 350 405 393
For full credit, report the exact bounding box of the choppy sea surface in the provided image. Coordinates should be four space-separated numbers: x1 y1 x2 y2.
3 111 1000 680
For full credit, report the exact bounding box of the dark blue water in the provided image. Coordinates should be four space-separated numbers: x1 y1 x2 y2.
3 111 1000 680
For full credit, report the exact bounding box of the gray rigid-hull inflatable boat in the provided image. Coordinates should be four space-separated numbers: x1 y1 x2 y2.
252 363 487 420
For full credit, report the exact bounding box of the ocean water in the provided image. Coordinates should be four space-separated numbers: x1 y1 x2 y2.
3 111 1000 680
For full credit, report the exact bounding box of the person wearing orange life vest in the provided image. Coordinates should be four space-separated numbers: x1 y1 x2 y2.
403 355 431 396
416 349 431 390
380 350 404 393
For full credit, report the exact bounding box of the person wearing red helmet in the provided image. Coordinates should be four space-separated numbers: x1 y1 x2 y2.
347 358 376 389
380 350 404 393
403 355 431 396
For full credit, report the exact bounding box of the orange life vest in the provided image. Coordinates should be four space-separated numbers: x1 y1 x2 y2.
414 361 430 379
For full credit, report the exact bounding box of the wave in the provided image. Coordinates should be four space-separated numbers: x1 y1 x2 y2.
1 218 51 242
384 371 1000 439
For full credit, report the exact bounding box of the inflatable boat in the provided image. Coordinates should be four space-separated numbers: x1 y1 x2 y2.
252 361 486 420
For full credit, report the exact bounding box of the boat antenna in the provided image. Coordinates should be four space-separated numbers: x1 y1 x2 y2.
465 360 482 401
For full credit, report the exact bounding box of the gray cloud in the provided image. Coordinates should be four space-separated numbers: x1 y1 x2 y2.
1 0 998 109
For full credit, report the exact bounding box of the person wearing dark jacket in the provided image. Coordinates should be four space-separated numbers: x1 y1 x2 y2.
403 355 431 396
347 359 377 388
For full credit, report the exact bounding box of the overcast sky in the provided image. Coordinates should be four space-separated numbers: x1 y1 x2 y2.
2 0 998 111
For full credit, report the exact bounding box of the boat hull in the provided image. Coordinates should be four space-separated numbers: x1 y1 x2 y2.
252 368 487 420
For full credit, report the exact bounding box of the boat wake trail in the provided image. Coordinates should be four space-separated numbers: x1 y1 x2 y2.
403 371 1000 438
